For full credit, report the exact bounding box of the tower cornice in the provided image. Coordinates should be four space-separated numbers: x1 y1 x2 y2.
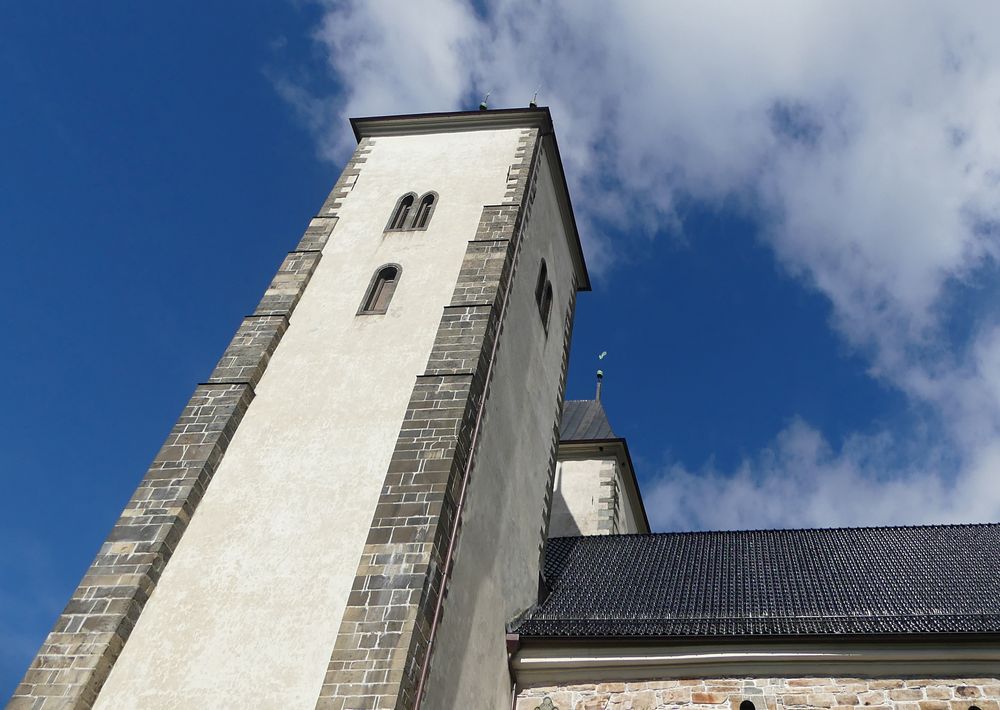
352 107 591 291
351 106 553 139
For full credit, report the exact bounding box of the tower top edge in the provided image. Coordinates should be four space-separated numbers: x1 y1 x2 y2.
351 106 592 292
350 106 553 140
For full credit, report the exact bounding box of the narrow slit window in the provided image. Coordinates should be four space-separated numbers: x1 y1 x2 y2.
359 264 400 315
387 194 415 230
535 260 548 308
412 192 437 229
540 281 553 330
535 259 552 330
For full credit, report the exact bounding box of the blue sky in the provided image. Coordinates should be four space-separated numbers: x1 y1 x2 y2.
4 0 1000 698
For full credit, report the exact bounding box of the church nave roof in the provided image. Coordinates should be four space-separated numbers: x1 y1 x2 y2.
515 523 1000 639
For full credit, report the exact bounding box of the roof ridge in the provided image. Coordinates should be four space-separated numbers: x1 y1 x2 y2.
533 612 1000 621
548 521 1000 539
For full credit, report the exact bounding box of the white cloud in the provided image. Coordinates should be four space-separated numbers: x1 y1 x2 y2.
283 0 1000 529
309 0 480 157
644 418 1000 531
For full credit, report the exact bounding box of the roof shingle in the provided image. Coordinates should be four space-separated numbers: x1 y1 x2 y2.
560 400 616 441
515 524 1000 639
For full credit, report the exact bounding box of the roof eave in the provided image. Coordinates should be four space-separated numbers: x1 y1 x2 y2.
511 635 1000 685
350 107 554 141
515 631 1000 645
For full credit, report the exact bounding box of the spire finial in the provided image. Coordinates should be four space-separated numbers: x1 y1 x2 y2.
479 91 491 111
529 86 541 109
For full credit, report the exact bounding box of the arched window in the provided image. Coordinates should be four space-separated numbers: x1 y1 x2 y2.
387 193 416 231
740 702 756 710
358 264 401 315
535 259 553 330
412 192 438 229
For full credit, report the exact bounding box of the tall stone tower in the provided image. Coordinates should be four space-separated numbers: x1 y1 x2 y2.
11 108 589 709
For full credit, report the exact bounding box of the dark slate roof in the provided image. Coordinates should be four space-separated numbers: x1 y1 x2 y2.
515 524 1000 639
560 400 616 441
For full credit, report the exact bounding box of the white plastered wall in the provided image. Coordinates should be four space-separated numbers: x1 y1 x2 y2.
551 440 648 537
550 458 609 536
419 145 580 709
616 463 643 534
95 128 523 709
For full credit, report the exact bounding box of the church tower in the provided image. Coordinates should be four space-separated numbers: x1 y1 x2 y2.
11 108 589 709
550 398 649 537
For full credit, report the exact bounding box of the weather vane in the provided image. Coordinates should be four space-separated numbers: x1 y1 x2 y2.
596 351 607 400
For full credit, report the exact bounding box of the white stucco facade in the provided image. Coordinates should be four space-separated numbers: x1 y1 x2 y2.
616 463 642 534
95 128 524 709
550 458 609 536
550 449 645 537
420 145 580 709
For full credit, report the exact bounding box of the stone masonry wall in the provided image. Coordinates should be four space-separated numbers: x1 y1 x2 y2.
8 139 373 710
314 127 543 710
517 678 1000 710
312 204 525 710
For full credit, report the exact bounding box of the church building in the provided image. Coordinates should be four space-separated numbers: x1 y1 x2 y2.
10 108 1000 710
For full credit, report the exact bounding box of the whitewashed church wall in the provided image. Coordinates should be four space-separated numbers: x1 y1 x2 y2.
418 147 579 709
617 464 643 534
93 128 523 709
551 454 645 536
550 458 610 536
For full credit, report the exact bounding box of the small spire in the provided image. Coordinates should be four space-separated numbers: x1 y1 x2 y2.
529 87 540 109
479 91 491 111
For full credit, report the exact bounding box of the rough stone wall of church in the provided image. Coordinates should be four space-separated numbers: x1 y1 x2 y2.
314 128 542 710
8 139 373 710
516 678 1000 710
